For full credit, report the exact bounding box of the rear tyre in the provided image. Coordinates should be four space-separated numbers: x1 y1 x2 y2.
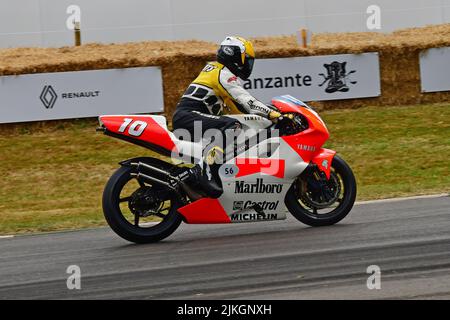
285 155 357 227
102 166 182 243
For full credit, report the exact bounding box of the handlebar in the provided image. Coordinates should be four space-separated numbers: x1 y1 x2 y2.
273 112 308 135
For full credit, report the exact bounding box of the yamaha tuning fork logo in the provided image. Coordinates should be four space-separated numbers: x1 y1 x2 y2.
40 85 58 109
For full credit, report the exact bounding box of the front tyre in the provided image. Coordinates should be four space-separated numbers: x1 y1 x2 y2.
102 166 182 244
285 155 357 227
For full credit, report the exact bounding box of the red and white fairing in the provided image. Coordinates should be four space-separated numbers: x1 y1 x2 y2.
99 95 336 224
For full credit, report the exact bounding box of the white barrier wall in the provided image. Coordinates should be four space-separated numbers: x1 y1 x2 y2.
419 47 450 93
0 0 449 48
0 67 164 123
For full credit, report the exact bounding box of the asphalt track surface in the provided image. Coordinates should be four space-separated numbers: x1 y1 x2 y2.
0 194 449 300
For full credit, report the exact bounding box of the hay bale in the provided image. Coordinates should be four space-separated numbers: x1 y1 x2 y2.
0 24 449 120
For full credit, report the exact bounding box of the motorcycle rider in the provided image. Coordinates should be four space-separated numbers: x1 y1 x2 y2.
172 36 281 197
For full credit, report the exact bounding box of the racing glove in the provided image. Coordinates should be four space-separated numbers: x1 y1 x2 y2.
268 110 282 121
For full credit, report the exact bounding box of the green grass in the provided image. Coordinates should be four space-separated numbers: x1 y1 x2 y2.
0 103 449 235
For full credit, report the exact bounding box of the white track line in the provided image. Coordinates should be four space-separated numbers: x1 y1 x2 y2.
355 193 449 205
0 235 14 239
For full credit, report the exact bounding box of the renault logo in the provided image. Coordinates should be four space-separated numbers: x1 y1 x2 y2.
40 85 58 109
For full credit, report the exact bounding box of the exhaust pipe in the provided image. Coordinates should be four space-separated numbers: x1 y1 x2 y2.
130 172 175 190
130 162 181 189
130 161 204 201
131 162 172 178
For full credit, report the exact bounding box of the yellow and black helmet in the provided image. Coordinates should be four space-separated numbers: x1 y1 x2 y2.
217 36 255 80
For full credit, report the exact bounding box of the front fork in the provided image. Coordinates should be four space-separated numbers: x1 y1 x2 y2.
300 164 336 202
294 149 338 206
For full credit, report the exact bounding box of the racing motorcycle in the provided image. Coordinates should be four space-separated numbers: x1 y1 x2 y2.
97 95 357 243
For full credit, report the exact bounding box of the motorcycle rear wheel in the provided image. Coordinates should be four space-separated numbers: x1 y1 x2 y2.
285 155 357 227
102 166 182 243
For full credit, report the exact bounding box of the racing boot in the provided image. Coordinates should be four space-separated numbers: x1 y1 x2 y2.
176 145 224 198
181 163 223 198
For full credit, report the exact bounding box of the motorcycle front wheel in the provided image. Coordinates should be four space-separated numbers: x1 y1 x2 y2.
102 166 183 243
285 155 357 227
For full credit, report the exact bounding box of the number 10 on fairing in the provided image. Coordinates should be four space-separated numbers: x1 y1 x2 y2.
118 118 148 137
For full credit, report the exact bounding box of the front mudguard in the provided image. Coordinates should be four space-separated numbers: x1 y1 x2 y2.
311 148 336 179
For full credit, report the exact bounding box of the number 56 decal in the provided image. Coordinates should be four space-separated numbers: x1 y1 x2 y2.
118 118 148 137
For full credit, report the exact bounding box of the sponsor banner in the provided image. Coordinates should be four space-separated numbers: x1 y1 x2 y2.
244 52 381 103
0 67 164 123
419 47 450 93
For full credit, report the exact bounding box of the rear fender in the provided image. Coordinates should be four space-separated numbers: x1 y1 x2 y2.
311 148 336 179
